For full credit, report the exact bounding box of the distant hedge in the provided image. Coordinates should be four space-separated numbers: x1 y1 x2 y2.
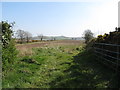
86 28 120 52
95 29 120 44
87 27 120 46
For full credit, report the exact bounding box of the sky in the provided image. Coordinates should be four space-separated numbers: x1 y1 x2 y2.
1 0 119 37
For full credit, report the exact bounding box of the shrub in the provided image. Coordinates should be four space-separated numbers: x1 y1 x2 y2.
2 40 18 70
1 21 18 71
31 40 39 42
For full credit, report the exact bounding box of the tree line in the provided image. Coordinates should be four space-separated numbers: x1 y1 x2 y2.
15 29 32 44
1 21 94 45
15 30 45 44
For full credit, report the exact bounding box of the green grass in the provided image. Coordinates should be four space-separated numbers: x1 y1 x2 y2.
2 44 117 88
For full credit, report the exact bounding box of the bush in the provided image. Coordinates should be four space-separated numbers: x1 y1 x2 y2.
95 30 120 44
1 21 18 71
2 40 18 70
31 40 39 42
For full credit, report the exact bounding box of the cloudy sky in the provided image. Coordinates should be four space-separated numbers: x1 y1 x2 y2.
1 0 119 37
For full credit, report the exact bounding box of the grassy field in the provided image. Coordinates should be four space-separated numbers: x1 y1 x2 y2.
2 40 117 88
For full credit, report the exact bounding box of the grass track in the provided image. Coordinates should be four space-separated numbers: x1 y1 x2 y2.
2 41 117 88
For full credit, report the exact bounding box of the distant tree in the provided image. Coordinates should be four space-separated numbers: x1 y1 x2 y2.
83 29 94 44
24 31 32 43
38 34 43 41
16 29 26 44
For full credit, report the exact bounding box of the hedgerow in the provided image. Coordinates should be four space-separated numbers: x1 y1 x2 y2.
86 28 120 48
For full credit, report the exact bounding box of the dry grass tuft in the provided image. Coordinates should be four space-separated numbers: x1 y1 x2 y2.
18 48 34 57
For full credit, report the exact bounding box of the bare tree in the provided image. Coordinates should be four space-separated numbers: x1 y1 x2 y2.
16 29 26 44
24 31 32 43
83 29 94 44
38 34 44 41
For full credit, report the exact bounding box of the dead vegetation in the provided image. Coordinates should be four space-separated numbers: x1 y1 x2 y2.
16 40 84 56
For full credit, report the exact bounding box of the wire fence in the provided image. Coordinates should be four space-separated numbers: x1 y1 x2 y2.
93 42 120 88
93 43 120 72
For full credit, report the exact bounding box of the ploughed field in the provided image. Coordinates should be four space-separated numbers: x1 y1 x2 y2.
3 40 116 88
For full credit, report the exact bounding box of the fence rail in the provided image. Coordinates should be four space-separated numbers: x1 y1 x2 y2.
94 43 120 72
94 47 120 54
95 43 120 47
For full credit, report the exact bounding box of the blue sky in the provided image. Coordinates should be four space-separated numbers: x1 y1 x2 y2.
2 1 118 37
